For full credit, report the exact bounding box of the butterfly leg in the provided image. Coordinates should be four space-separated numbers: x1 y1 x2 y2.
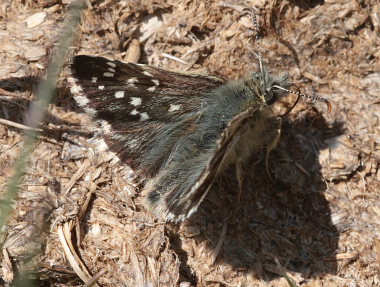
265 117 282 183
232 160 243 217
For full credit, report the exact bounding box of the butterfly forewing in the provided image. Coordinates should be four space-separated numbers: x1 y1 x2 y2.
69 55 226 176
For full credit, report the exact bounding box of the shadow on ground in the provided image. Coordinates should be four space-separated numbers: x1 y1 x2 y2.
170 108 342 283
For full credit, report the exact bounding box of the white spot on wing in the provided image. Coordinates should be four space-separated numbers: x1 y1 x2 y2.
70 84 83 94
98 119 112 133
129 109 149 121
115 91 125 98
130 109 139 115
130 97 142 106
83 107 97 116
140 112 149 121
98 85 105 90
128 77 138 84
107 61 116 68
103 72 114 77
108 68 115 73
147 86 156 92
168 104 181 112
67 77 75 84
143 71 153 77
73 95 89 106
152 79 159 86
91 77 98 83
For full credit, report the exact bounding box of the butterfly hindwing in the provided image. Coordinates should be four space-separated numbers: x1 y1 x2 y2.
144 106 259 222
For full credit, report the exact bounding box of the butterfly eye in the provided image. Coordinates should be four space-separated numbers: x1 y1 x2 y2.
264 88 277 105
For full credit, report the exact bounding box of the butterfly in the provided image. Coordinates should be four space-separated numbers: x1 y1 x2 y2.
67 40 332 223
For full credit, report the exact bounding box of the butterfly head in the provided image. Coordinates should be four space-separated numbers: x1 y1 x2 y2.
245 70 289 107
245 69 332 114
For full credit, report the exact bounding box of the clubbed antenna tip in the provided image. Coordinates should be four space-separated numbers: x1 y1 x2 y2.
273 85 332 112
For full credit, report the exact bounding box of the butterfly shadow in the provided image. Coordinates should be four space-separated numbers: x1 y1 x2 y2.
170 108 343 283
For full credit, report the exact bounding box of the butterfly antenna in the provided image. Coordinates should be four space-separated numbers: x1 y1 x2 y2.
273 85 332 112
252 13 264 75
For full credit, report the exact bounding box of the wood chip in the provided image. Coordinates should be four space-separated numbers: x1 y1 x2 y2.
125 38 141 63
24 46 46 61
24 11 47 28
